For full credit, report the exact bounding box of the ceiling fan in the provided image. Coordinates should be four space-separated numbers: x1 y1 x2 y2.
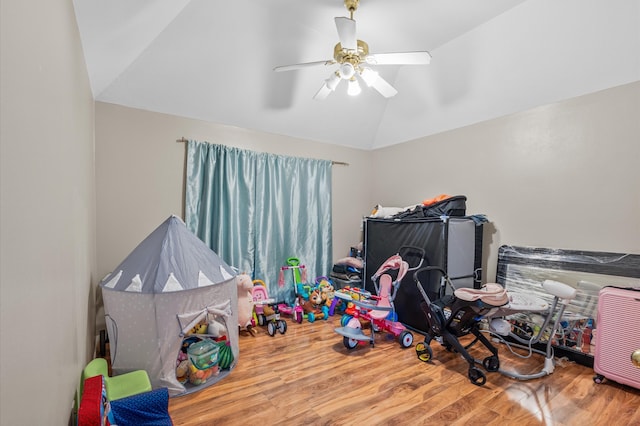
273 0 431 100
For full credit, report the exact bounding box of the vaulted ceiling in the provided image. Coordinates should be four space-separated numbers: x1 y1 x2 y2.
73 0 639 150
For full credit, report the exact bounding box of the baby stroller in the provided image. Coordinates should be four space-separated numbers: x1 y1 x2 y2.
413 265 577 386
413 265 509 385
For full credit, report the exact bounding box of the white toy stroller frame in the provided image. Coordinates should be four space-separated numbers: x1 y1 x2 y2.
413 265 577 385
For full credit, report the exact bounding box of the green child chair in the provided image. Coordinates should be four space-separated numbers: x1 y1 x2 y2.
81 358 152 401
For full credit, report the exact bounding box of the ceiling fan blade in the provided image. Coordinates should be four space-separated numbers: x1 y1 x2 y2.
359 68 397 98
365 51 432 65
313 83 333 101
274 60 334 72
313 71 342 100
334 17 357 51
370 74 398 98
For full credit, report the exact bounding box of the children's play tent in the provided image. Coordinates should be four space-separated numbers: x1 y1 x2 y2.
100 215 239 396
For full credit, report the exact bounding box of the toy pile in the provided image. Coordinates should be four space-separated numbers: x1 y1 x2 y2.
276 257 341 323
176 316 234 387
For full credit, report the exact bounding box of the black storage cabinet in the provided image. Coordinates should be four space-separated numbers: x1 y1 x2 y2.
363 217 483 334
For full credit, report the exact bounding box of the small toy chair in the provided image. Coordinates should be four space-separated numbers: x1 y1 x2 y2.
81 358 152 401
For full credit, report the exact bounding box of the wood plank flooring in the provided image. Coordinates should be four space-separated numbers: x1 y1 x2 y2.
168 317 640 426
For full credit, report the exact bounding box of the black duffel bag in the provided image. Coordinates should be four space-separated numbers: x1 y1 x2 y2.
393 195 467 219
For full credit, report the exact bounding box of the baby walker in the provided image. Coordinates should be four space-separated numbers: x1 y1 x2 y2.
334 248 424 350
413 265 577 386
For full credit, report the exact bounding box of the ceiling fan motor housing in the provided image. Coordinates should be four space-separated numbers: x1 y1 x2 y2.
333 40 368 67
274 0 429 100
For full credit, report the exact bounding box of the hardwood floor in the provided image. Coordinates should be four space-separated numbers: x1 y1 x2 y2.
168 318 640 426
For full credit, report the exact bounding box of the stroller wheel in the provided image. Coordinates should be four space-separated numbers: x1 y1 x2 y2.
278 320 287 334
343 336 359 350
267 321 276 337
483 355 500 372
258 314 266 327
468 367 486 386
415 342 433 362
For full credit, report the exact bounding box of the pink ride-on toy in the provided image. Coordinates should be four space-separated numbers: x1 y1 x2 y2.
277 299 304 323
334 247 424 350
252 280 287 337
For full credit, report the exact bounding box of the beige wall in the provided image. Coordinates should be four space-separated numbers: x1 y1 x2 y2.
97 81 640 293
1 3 637 424
371 81 640 282
95 102 371 281
0 0 96 424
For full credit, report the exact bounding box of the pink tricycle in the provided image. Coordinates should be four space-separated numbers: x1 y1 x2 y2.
334 248 424 350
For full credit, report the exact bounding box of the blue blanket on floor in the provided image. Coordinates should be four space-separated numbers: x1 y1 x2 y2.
108 387 173 426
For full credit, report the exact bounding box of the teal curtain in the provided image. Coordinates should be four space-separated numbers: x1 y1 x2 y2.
185 140 333 303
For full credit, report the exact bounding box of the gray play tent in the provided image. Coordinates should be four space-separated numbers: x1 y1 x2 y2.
100 215 239 397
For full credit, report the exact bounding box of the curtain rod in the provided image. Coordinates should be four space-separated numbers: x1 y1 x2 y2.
176 137 349 166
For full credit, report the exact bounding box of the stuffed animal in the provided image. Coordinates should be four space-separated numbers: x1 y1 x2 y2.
237 273 254 332
262 304 275 317
188 321 208 335
298 294 327 322
320 283 335 308
207 318 227 339
176 360 190 384
309 289 323 307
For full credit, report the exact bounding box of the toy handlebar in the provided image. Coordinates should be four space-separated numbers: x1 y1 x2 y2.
281 265 306 270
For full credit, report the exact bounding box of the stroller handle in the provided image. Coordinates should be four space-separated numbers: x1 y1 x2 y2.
413 265 448 303
413 265 447 282
397 246 426 271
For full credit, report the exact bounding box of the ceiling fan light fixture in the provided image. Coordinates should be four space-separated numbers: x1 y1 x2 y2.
339 62 355 80
360 67 379 87
273 0 431 100
325 72 341 91
313 83 333 101
347 78 361 96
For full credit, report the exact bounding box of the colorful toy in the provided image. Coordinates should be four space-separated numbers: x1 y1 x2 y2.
176 360 190 384
298 294 329 322
185 319 208 336
207 317 227 339
175 351 190 384
188 362 219 386
252 280 287 336
216 340 235 369
316 277 340 314
188 339 219 370
277 299 304 323
287 257 306 285
279 257 307 298
334 250 424 350
276 257 314 320
309 288 323 307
